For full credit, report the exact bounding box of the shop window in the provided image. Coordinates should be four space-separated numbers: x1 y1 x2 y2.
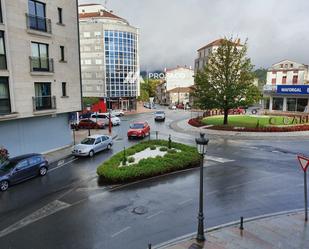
293 75 298 84
287 98 296 112
273 97 283 111
296 98 308 112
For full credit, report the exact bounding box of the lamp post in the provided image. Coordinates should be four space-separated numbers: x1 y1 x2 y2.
86 106 91 136
195 133 209 242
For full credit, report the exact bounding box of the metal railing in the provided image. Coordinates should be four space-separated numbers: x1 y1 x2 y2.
30 57 54 73
26 13 52 33
32 96 56 112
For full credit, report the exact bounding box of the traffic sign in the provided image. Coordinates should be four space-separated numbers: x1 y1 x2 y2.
297 155 309 172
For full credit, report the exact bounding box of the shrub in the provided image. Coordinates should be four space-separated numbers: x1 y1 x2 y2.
159 147 168 152
150 145 156 150
97 140 200 184
167 149 177 154
128 157 135 163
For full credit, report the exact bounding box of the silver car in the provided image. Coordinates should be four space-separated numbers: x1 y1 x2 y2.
72 135 113 157
91 113 121 126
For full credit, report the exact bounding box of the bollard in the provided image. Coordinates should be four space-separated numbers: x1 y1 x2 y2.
240 216 244 230
148 243 152 249
149 132 151 141
168 134 172 149
156 131 158 140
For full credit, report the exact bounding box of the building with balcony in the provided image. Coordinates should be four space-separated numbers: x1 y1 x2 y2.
0 0 82 156
263 60 309 113
79 4 140 111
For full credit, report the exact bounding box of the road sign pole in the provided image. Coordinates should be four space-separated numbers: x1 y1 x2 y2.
305 170 308 222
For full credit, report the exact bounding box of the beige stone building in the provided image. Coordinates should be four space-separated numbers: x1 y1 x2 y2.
0 0 82 156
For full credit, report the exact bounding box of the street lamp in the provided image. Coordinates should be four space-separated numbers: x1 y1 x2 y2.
86 106 91 136
195 133 209 242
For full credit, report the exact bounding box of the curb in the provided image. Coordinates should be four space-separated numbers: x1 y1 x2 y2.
153 208 304 248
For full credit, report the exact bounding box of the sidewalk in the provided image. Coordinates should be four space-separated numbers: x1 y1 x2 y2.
125 102 155 115
44 129 118 163
155 211 309 249
171 118 309 139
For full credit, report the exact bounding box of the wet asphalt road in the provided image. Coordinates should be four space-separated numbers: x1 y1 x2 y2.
0 108 309 249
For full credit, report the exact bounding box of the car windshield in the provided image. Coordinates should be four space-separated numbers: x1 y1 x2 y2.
155 111 164 114
81 138 95 145
130 123 144 129
0 160 17 172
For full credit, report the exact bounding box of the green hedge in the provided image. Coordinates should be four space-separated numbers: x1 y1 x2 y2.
97 140 201 184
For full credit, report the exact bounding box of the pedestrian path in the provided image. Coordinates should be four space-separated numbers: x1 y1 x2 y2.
154 211 309 249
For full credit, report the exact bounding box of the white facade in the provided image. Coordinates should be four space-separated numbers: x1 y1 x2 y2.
165 66 194 91
0 0 82 156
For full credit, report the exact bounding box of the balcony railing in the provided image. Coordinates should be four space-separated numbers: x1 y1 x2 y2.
26 14 52 33
30 57 54 73
32 96 56 112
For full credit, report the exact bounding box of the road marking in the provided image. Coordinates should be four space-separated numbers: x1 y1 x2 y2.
146 211 163 219
205 155 234 163
0 200 70 238
111 226 131 238
49 158 78 172
76 186 108 192
178 199 193 206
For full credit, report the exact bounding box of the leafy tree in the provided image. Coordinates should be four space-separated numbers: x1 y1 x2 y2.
194 37 261 125
82 97 100 108
253 68 267 92
138 78 160 101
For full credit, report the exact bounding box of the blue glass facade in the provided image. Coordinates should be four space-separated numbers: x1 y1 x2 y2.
104 30 138 99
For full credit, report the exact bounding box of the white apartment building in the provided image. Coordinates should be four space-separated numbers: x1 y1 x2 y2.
79 4 140 111
263 60 309 112
194 38 242 73
0 0 82 156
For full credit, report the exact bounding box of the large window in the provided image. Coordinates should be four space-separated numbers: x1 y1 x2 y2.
296 98 308 112
0 31 7 69
31 42 50 71
57 7 63 24
272 97 283 111
287 98 296 112
28 0 47 32
34 82 52 110
0 77 10 114
0 0 3 23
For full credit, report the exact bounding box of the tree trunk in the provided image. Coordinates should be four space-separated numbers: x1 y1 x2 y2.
223 109 229 125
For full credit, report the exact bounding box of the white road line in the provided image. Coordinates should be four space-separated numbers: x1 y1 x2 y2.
178 198 193 206
0 200 70 238
205 155 234 163
146 211 163 219
111 226 131 238
49 158 78 172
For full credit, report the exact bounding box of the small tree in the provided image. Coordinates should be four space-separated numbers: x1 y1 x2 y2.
0 147 9 164
194 37 261 125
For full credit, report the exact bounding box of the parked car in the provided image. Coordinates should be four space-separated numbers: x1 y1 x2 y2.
144 102 151 109
111 109 125 117
0 154 49 191
72 135 113 157
228 107 245 115
169 105 177 110
91 113 121 126
127 122 150 139
77 119 105 130
176 103 184 109
154 111 165 122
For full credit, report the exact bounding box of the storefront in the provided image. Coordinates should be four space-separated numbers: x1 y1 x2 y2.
264 85 309 113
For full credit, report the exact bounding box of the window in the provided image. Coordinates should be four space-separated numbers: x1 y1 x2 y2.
297 98 308 112
0 77 10 114
287 98 296 112
94 31 101 37
293 75 298 84
83 46 91 52
272 97 283 111
95 59 102 65
95 45 101 51
85 59 91 65
34 82 52 110
282 76 287 84
0 31 7 69
28 0 47 32
57 7 63 24
29 156 42 166
271 78 276 84
84 32 90 38
60 46 65 61
31 42 49 71
62 82 67 97
290 64 293 68
0 0 3 23
17 160 29 170
280 64 283 68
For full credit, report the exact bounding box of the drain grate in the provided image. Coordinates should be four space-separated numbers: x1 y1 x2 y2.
132 206 148 215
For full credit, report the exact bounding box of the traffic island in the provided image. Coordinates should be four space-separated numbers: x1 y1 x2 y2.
97 140 200 184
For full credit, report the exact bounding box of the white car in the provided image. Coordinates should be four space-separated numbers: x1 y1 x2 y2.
72 135 113 157
91 113 121 126
111 109 124 117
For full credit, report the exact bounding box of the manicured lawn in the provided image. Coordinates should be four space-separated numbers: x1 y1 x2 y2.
97 140 200 184
202 115 305 128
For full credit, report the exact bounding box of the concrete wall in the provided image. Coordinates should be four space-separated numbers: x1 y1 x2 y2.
0 113 71 157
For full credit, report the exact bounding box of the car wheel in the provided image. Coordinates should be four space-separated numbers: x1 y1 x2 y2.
89 150 95 157
39 166 48 176
107 144 112 150
0 180 9 191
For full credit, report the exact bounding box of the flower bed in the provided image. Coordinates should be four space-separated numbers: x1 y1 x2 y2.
188 118 204 127
206 125 309 132
97 140 200 184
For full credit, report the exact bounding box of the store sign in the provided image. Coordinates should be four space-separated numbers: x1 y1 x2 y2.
277 85 309 95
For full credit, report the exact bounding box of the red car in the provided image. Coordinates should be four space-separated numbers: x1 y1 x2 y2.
77 119 105 130
127 122 150 139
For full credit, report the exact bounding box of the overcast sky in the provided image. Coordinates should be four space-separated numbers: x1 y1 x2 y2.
79 0 309 71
